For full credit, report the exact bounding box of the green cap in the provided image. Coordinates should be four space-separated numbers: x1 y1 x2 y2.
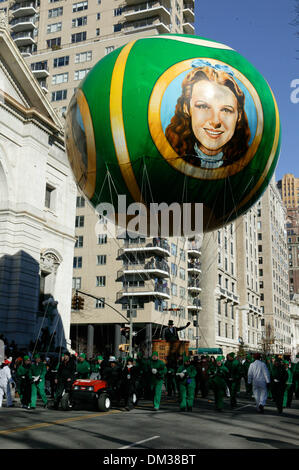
216 356 223 362
79 353 86 359
34 354 40 359
152 351 159 358
97 355 103 361
228 352 235 358
23 355 30 361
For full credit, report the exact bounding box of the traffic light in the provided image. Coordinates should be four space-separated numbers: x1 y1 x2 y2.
71 294 79 310
78 296 85 310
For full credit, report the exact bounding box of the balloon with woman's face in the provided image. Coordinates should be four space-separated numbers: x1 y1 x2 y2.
65 35 281 233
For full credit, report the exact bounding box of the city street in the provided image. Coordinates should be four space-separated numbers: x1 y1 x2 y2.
1 392 299 451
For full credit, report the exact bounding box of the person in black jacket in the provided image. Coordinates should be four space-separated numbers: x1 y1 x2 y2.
162 320 190 342
53 351 76 409
270 357 288 414
121 357 138 411
102 356 122 405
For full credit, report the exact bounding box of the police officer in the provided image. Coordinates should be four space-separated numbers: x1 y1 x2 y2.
30 354 48 409
53 351 76 409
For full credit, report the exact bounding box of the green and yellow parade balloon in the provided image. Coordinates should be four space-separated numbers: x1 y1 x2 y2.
65 34 280 232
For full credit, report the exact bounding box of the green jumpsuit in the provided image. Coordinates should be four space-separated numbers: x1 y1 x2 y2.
225 353 242 407
76 357 91 379
176 363 197 411
283 363 294 408
148 352 167 410
209 361 230 411
292 362 299 399
30 357 48 408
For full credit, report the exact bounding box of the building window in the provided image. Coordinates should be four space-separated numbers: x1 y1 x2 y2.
74 68 90 81
105 46 114 55
53 56 69 67
179 267 185 280
72 277 81 289
218 299 221 315
98 234 107 244
75 236 84 248
76 196 85 207
171 263 177 277
97 255 106 265
171 243 177 256
114 8 122 16
73 256 82 268
96 27 100 36
45 184 55 209
96 276 106 287
48 7 63 18
218 321 221 336
75 50 92 63
171 283 177 296
51 89 67 101
47 37 61 49
95 298 105 309
71 31 87 43
72 16 87 28
52 72 68 85
114 23 122 32
75 215 84 227
72 1 88 12
47 22 62 34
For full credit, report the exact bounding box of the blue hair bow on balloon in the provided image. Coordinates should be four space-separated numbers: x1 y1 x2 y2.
191 59 234 77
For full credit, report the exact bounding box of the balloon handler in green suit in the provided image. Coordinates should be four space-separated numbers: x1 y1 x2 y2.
176 355 197 412
30 354 48 409
224 352 242 408
76 353 91 379
209 356 230 411
148 351 167 411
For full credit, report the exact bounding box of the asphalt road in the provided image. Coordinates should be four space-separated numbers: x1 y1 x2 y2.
1 391 299 453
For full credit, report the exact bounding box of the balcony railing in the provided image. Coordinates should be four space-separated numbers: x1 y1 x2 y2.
118 238 170 258
188 261 201 271
116 259 170 280
10 2 37 18
116 281 170 301
11 31 36 45
187 298 201 309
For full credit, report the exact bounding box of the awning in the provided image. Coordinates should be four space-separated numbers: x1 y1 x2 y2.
189 348 223 355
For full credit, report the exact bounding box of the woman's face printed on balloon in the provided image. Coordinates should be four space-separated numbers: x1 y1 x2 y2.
189 80 239 156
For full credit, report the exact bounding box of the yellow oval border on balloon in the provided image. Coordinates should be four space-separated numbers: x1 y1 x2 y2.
65 89 97 200
148 58 264 180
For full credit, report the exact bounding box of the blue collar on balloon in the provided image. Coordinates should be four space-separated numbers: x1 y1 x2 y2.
191 59 234 77
194 144 224 169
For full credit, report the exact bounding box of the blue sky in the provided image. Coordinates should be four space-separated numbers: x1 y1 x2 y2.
194 0 299 181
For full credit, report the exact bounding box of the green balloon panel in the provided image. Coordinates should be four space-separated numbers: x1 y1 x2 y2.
65 34 281 232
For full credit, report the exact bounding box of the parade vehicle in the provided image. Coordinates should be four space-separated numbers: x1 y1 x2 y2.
60 378 138 412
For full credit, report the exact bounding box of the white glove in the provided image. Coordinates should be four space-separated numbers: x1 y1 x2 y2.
274 379 279 383
152 368 157 374
183 370 187 374
127 374 131 380
179 372 185 379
